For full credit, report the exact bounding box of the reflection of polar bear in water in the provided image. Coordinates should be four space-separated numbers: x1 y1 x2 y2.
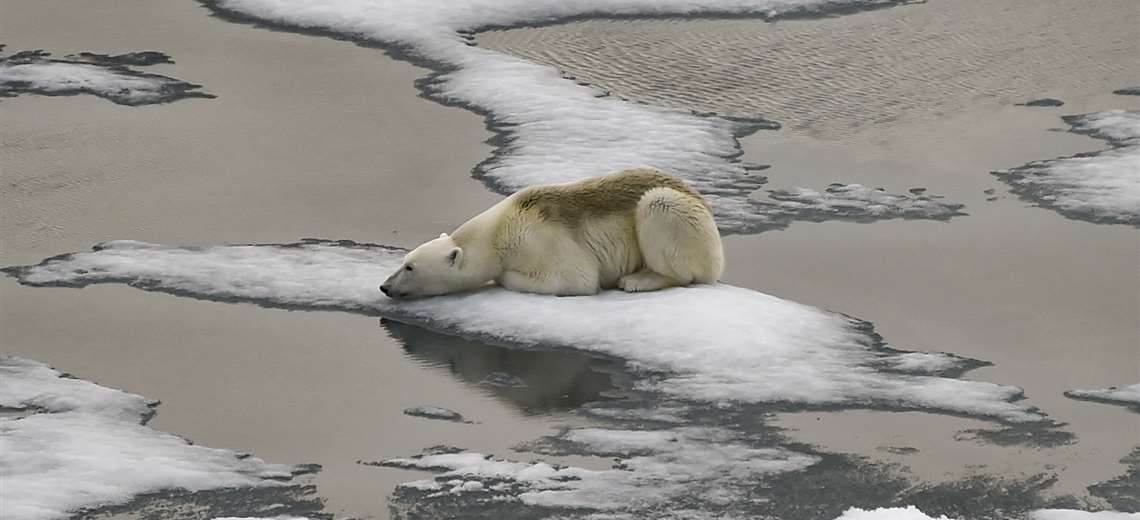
381 168 724 298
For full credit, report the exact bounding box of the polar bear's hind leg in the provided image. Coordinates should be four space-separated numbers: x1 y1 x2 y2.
622 187 724 292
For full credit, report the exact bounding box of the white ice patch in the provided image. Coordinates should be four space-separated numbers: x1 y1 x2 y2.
1065 383 1140 410
205 0 956 232
0 357 297 520
994 110 1140 226
6 240 1042 423
0 50 211 106
0 356 156 421
834 506 955 520
765 184 965 221
214 517 316 520
877 352 971 374
384 426 819 512
1029 511 1140 520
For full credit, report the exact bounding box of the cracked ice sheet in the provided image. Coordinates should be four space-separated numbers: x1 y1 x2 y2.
6 240 1042 423
0 357 297 520
0 50 213 106
1065 383 1140 410
383 427 819 513
204 0 960 233
993 110 1140 226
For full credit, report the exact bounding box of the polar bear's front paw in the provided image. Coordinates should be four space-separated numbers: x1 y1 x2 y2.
619 270 675 292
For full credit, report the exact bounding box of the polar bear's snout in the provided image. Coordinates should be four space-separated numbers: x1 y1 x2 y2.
379 274 410 299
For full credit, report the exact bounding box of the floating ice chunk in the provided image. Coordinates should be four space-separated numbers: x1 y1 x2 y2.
64 51 175 66
0 49 212 106
1064 383 1140 411
1029 511 1140 520
382 426 818 513
0 357 301 520
875 352 977 375
577 402 686 424
203 0 954 233
764 184 965 221
834 506 955 520
404 405 470 423
214 517 316 520
4 240 1044 423
0 357 155 422
993 110 1140 226
1017 98 1065 107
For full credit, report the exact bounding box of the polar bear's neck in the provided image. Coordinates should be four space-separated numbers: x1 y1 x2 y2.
450 200 509 286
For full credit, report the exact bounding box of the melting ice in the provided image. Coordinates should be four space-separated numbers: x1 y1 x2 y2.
204 0 959 232
994 110 1140 226
0 358 302 520
0 49 213 106
5 240 1043 422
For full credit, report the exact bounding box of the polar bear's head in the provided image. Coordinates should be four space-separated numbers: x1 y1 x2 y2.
380 233 471 299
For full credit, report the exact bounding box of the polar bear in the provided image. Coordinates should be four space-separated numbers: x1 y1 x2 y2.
380 168 723 298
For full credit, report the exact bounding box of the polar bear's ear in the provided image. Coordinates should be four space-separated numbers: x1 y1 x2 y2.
439 232 449 239
447 247 463 267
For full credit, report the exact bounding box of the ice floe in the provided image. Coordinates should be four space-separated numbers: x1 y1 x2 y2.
1029 511 1140 520
832 508 1140 520
1065 383 1140 411
1089 448 1140 512
380 427 819 514
993 110 1140 226
764 184 965 222
0 49 212 106
0 357 305 520
203 0 959 232
4 240 1043 423
834 506 954 520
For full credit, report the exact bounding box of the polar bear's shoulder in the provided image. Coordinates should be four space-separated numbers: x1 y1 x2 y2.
510 168 704 225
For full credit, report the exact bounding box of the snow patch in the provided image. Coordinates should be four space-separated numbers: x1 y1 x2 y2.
993 110 1140 226
1029 511 1140 520
0 357 299 520
0 49 212 106
835 506 955 520
383 426 818 512
1065 383 1140 411
764 184 965 221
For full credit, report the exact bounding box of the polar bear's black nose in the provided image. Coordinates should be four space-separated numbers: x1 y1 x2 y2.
379 284 391 296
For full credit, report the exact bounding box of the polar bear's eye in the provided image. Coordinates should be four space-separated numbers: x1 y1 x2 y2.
405 265 414 272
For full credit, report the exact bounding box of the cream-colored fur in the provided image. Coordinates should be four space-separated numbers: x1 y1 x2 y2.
380 168 724 298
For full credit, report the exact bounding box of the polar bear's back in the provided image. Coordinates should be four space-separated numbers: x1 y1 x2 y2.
512 168 707 227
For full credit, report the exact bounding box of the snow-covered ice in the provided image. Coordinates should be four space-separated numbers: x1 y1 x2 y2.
203 0 959 233
0 357 302 520
4 240 1044 423
0 49 212 105
834 506 955 520
0 356 157 421
382 426 819 513
1065 383 1140 411
993 110 1140 226
1029 511 1140 520
835 507 1140 520
764 184 965 222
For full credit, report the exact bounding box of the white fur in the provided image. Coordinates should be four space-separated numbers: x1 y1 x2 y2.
382 171 724 298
